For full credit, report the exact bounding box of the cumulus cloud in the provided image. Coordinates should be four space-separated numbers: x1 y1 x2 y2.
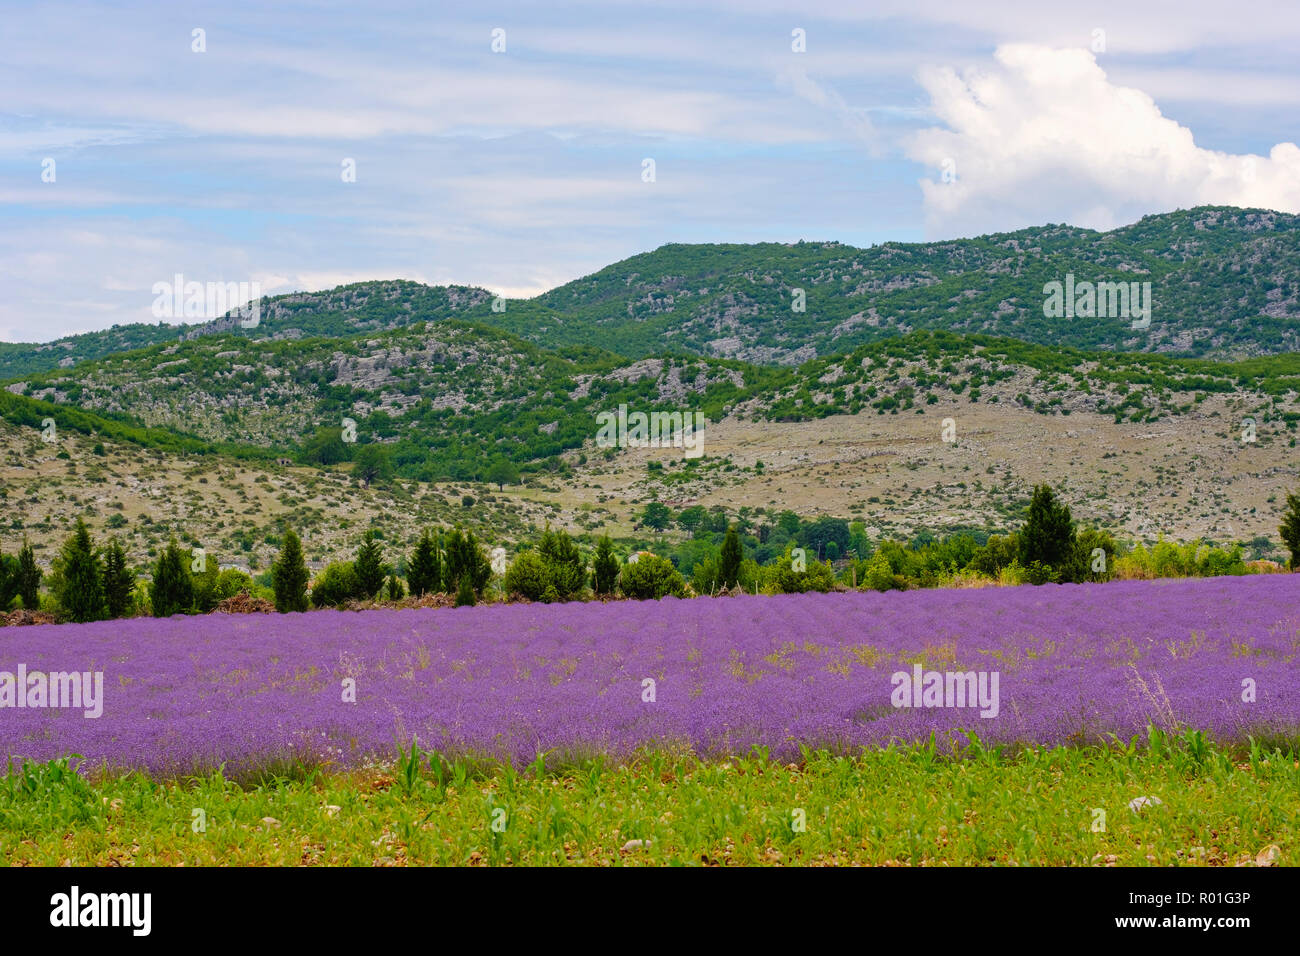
907 44 1300 236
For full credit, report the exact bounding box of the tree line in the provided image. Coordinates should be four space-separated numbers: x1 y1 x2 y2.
5 485 1300 623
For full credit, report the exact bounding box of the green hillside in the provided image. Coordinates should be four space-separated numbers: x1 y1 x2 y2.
478 206 1300 363
0 281 490 380
8 320 790 482
4 206 1298 381
9 320 1298 486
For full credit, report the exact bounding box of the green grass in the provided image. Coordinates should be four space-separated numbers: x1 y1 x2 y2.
2 736 1295 866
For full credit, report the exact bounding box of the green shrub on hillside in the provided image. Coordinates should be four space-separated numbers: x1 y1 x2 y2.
312 562 363 608
619 554 687 600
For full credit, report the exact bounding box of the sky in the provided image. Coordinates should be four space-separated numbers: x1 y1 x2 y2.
3 0 1300 342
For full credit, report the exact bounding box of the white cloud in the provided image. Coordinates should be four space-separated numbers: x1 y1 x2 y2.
1108 66 1300 106
907 44 1300 236
777 68 880 153
5 4 1300 343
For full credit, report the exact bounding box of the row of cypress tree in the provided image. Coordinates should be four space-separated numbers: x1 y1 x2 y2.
18 518 168 623
23 484 1300 621
9 520 751 619
269 526 496 613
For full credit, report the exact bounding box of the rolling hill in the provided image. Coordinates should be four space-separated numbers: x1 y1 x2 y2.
6 317 1297 486
2 204 1297 560
4 206 1299 382
0 281 489 379
487 205 1300 363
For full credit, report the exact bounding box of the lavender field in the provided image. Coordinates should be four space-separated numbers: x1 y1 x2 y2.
3 576 1298 776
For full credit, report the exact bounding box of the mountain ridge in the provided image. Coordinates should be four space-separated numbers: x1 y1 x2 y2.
4 204 1298 380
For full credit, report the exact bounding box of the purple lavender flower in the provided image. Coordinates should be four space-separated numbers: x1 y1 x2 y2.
0 576 1296 776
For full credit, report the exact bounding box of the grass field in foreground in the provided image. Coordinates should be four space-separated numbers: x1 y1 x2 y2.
3 733 1296 866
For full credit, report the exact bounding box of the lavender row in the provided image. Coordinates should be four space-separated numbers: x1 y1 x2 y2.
1 575 1297 775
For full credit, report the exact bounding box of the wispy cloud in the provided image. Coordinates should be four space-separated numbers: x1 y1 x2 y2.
2 1 1299 341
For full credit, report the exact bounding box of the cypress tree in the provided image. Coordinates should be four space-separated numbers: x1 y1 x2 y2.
407 529 440 596
455 572 476 607
719 524 743 589
1280 490 1300 571
465 530 491 592
150 539 194 617
444 528 491 595
17 537 40 610
538 526 586 598
55 518 104 623
443 528 467 592
592 535 619 596
354 531 385 599
103 538 135 618
272 528 309 613
1019 484 1076 570
430 529 444 593
0 552 16 610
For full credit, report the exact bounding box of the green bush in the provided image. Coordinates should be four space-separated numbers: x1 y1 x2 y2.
1117 538 1246 579
1023 560 1059 585
969 533 1019 577
215 567 254 600
766 547 835 593
503 550 549 601
312 561 362 608
737 557 762 594
455 573 476 606
1152 539 1194 577
877 539 924 578
190 552 221 613
618 554 687 600
691 555 721 594
1065 528 1118 583
1197 544 1246 577
862 551 895 592
443 528 491 596
504 528 587 601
